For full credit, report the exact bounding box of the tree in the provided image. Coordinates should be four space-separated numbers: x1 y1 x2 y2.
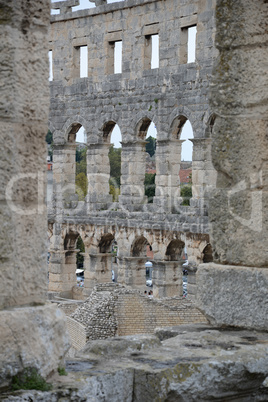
144 173 155 203
145 136 156 157
181 184 192 206
109 146 121 188
76 172 88 200
76 147 87 163
76 236 85 268
46 130 53 144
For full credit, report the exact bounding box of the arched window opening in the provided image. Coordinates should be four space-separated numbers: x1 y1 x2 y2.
64 231 79 251
165 239 185 261
76 236 85 286
203 243 213 263
99 233 114 254
70 125 88 201
205 114 217 138
145 121 157 203
131 236 150 257
177 118 193 206
131 236 153 288
107 123 122 202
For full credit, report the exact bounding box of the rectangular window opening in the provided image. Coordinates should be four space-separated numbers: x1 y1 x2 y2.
80 45 88 78
187 25 196 63
151 34 159 69
48 50 53 81
114 40 122 74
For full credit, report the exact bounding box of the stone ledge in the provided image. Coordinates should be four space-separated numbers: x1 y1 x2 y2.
196 263 268 331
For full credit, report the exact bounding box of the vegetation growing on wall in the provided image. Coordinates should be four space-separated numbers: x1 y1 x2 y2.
109 146 121 201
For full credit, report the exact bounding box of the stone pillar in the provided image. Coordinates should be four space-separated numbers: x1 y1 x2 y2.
154 139 183 213
0 1 69 385
117 256 147 290
87 143 112 209
196 0 268 331
82 251 91 297
119 141 147 210
52 143 78 209
153 261 183 298
48 249 78 298
186 265 197 300
85 253 113 291
190 138 216 211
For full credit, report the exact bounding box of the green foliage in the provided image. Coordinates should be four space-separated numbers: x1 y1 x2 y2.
148 105 152 111
144 173 155 203
75 172 88 200
76 147 87 163
145 136 156 157
11 368 52 391
154 98 159 104
58 367 68 376
46 130 53 144
109 146 121 188
181 184 192 206
109 184 120 202
76 236 85 268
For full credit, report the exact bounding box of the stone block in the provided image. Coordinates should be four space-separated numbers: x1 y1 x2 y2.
196 263 268 331
0 305 70 386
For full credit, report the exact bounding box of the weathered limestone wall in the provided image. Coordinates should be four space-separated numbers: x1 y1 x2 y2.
47 0 217 297
0 0 69 385
196 0 268 330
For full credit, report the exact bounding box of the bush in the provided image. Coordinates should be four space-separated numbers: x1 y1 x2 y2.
181 184 192 206
11 367 52 391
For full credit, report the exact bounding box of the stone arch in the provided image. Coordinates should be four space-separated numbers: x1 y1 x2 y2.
202 243 213 263
102 120 117 144
62 115 89 143
64 231 80 251
169 107 192 133
205 113 217 138
136 117 152 140
165 239 185 261
170 115 189 140
133 111 158 138
98 233 114 253
131 235 150 257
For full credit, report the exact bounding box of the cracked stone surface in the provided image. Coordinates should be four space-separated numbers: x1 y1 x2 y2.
1 324 267 401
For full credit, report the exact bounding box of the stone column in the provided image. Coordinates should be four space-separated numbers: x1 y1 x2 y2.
154 139 183 213
82 251 91 297
87 143 112 209
186 265 197 300
52 143 78 209
152 260 183 298
190 138 216 211
85 253 113 291
48 249 78 299
117 256 148 290
196 0 268 331
119 141 147 211
0 1 69 385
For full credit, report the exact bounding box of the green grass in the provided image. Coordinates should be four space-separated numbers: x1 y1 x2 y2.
11 367 52 391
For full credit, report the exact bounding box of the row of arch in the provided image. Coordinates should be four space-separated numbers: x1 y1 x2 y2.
50 112 216 145
50 114 217 209
63 230 212 263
